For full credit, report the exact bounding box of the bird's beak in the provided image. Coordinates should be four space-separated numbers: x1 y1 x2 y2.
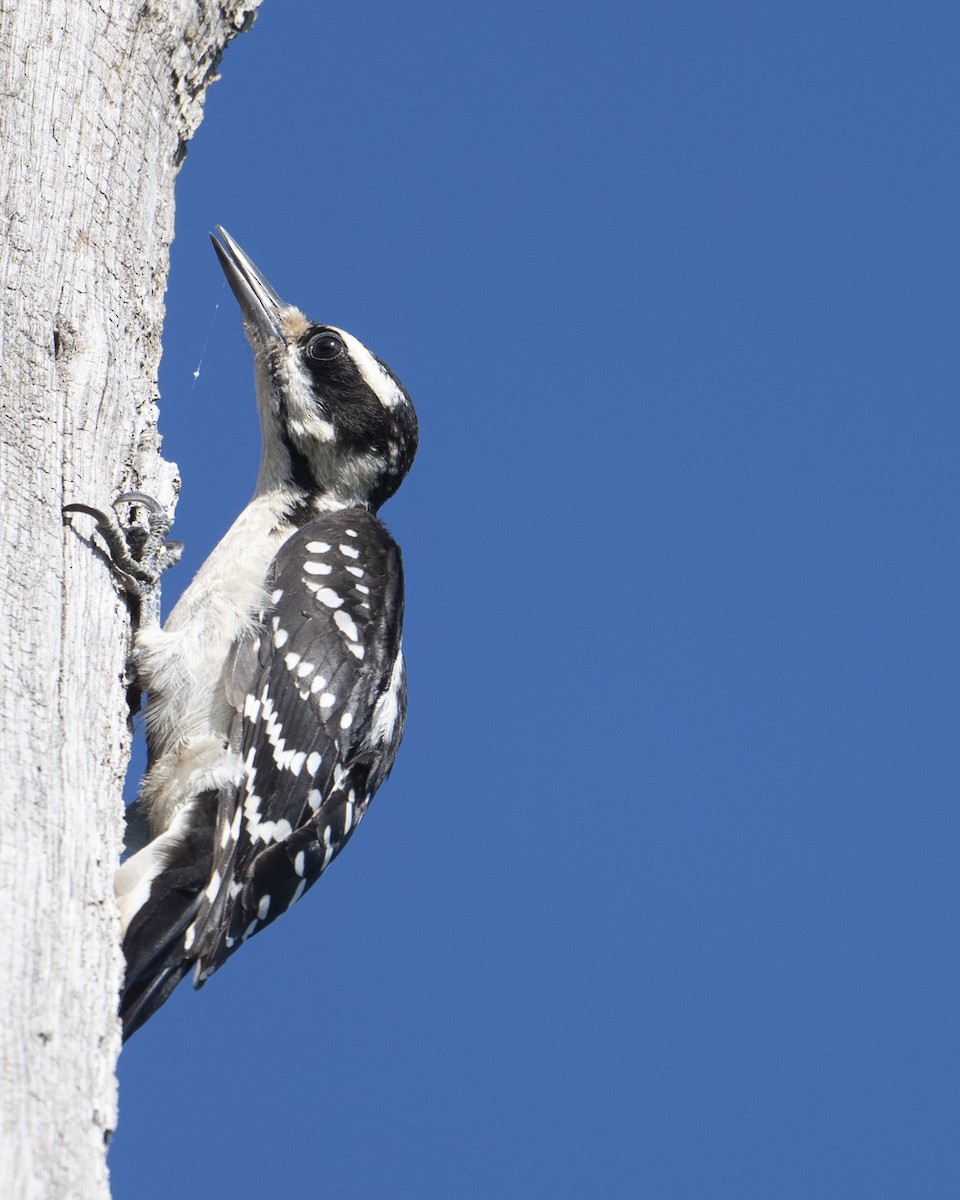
210 226 287 344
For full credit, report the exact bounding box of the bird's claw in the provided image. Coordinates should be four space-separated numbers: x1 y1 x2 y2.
63 492 182 626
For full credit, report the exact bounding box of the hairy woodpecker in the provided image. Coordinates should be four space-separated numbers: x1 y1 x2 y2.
110 228 417 1038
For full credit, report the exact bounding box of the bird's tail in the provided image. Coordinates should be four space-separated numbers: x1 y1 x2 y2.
117 798 216 1040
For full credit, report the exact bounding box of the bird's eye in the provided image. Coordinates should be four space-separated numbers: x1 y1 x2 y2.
306 332 345 361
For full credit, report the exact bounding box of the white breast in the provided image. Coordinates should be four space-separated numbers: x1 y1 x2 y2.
137 494 292 761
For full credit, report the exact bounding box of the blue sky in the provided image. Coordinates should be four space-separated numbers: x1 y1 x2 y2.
110 2 960 1196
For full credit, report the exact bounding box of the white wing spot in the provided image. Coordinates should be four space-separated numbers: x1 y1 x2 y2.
244 692 261 722
205 871 221 902
310 675 329 694
321 820 336 868
339 543 360 559
260 692 285 753
314 588 344 608
244 780 294 842
291 879 307 904
307 788 322 812
284 651 301 671
296 660 315 678
306 541 331 553
355 583 370 595
306 751 322 775
271 817 293 842
348 643 365 660
340 711 354 730
345 528 358 537
257 894 271 920
346 565 364 578
294 851 305 877
319 692 336 708
274 626 289 649
303 560 332 575
270 588 284 604
333 610 359 641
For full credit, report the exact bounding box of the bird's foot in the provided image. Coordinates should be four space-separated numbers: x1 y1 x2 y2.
63 491 183 628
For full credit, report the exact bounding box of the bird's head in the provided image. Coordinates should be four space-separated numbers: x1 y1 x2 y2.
211 226 417 514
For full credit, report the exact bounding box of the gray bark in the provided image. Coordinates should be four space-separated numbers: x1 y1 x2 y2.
0 2 262 1196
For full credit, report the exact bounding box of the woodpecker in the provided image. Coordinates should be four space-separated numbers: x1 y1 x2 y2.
106 228 417 1038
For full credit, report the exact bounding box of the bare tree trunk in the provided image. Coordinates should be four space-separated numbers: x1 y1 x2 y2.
0 2 262 1195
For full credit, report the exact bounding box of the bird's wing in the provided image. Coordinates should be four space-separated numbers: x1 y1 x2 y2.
189 507 406 977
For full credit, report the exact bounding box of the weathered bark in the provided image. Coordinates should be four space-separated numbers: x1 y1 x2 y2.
0 2 262 1196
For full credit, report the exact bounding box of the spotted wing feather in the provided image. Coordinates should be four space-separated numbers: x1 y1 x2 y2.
189 508 406 977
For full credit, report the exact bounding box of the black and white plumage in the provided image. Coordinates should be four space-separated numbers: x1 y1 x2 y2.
116 228 417 1039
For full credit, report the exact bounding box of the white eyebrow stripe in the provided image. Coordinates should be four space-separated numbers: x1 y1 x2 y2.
336 328 405 410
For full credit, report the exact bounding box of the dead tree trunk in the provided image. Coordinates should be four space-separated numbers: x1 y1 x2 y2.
0 3 262 1196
